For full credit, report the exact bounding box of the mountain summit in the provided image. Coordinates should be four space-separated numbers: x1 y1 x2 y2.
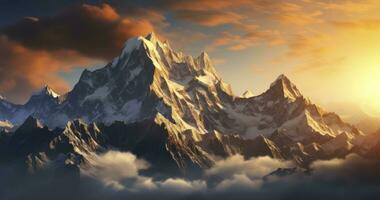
32 85 60 98
267 74 302 101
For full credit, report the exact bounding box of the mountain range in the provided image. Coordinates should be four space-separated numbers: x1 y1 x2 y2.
0 33 379 179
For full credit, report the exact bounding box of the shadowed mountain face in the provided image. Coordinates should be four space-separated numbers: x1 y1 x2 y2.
0 116 286 178
0 33 377 189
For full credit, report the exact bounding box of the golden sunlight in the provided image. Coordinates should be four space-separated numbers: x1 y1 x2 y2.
360 76 380 118
353 61 380 118
329 27 380 118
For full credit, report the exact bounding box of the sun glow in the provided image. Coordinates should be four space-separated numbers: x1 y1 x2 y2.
360 76 380 118
352 59 380 118
332 28 380 118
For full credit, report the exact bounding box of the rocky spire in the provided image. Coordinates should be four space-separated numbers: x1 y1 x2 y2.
145 32 158 43
32 85 60 98
18 116 44 130
266 74 302 101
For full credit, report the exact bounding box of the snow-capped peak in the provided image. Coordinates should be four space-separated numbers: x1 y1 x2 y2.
32 85 60 98
145 32 158 43
120 32 166 59
195 51 219 79
145 32 172 49
270 74 292 87
199 51 210 61
267 74 302 100
121 36 145 56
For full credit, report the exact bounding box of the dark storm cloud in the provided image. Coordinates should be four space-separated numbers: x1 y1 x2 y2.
2 3 155 60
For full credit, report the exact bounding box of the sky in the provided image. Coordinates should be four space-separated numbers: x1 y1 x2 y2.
0 0 380 120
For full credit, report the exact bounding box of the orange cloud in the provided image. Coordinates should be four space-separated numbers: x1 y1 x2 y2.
315 0 377 13
162 0 322 52
333 19 380 30
82 3 120 21
208 30 283 51
0 35 97 103
166 0 251 11
3 3 155 60
0 3 162 102
273 11 323 25
285 33 328 57
211 58 226 65
175 10 243 27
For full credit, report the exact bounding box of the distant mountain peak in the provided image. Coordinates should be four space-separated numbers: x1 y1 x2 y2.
273 74 289 82
199 51 210 60
267 74 302 100
197 51 212 67
32 85 59 98
270 74 293 88
19 116 44 129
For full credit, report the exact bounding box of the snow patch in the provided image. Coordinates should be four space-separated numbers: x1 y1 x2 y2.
128 66 144 81
85 86 110 101
195 75 215 87
122 99 142 120
122 37 144 56
33 86 60 98
0 120 13 129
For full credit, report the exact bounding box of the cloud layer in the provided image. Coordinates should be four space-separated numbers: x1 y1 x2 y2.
2 151 380 200
74 152 380 200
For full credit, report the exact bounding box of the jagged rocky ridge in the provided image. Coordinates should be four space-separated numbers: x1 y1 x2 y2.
0 116 283 178
0 33 373 175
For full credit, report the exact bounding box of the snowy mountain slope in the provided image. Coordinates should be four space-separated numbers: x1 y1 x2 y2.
0 86 60 127
0 32 365 169
32 33 232 134
0 116 281 177
235 75 362 142
0 96 19 122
